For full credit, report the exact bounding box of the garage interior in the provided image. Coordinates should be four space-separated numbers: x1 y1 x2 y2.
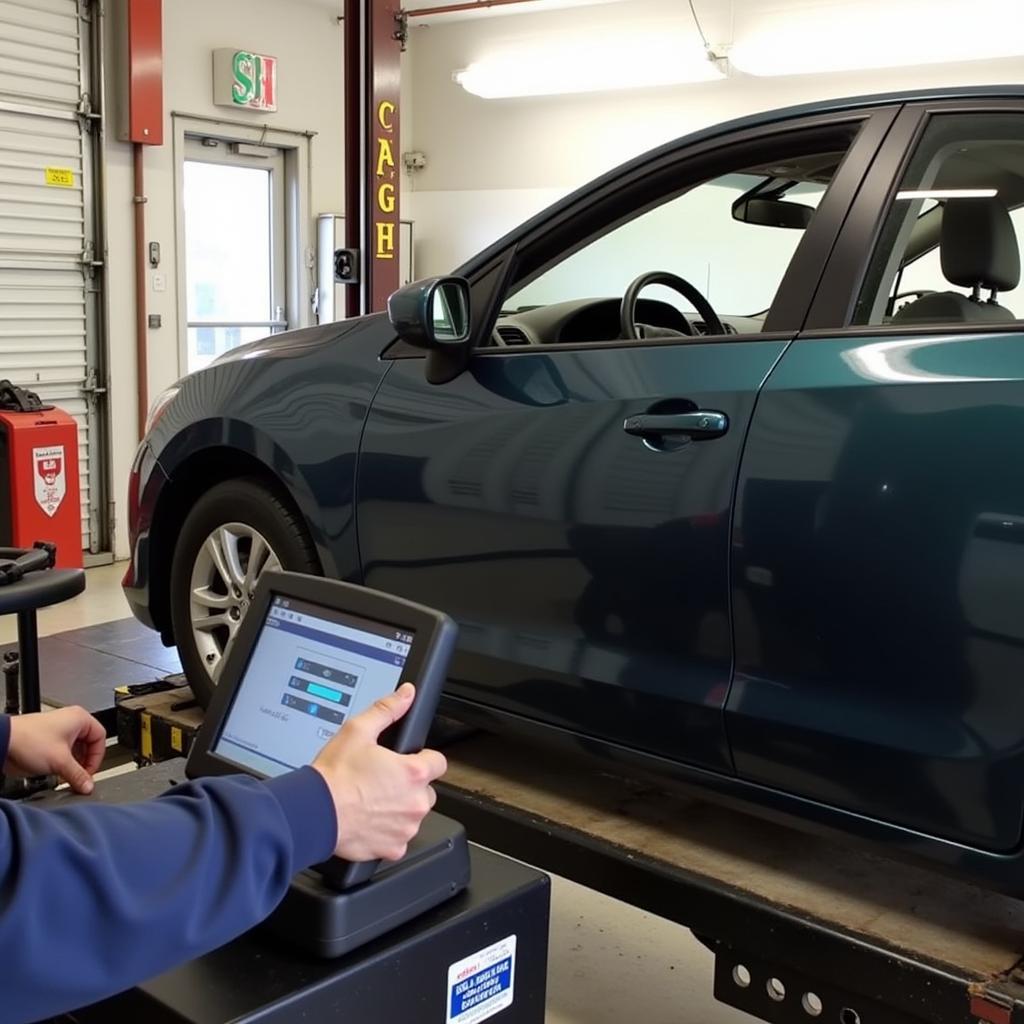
3 0 1024 1022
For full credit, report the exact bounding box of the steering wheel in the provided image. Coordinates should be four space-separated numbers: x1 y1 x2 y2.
620 271 725 340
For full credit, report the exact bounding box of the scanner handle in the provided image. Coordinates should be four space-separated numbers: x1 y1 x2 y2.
316 614 457 891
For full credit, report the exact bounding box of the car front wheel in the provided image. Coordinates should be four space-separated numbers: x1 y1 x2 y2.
169 478 320 706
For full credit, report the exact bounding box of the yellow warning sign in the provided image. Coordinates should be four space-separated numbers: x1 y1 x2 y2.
44 167 74 188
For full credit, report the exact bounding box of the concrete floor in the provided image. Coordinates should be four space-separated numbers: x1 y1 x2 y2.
5 563 752 1024
0 562 131 645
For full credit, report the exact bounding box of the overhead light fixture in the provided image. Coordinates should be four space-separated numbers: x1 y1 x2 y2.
896 189 999 200
454 30 725 99
730 0 1024 76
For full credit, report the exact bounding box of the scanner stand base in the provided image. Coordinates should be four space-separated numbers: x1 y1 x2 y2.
264 812 471 958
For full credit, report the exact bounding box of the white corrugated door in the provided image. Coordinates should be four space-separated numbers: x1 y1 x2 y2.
0 0 100 553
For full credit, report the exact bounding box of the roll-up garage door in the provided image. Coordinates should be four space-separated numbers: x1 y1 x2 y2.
0 0 104 554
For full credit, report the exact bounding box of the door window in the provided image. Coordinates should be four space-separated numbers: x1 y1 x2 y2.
855 113 1024 327
183 137 287 371
495 133 857 347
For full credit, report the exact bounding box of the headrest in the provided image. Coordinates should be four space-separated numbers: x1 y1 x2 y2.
941 197 1021 293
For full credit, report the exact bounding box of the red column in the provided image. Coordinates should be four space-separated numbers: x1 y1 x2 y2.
344 0 403 317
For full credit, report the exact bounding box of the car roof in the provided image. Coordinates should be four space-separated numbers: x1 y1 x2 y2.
456 83 1024 279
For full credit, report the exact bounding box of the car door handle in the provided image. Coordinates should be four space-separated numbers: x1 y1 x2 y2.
623 411 729 440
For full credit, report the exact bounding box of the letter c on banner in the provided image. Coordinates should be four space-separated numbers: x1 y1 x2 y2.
378 100 396 132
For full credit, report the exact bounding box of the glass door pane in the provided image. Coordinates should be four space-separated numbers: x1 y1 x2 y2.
183 140 286 372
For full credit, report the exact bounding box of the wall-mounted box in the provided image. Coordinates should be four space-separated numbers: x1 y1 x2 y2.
317 215 413 324
112 0 164 145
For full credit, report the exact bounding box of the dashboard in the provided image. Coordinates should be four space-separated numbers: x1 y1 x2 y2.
488 298 767 348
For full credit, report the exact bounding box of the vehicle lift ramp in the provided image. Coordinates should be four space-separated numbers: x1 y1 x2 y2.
435 734 1024 1024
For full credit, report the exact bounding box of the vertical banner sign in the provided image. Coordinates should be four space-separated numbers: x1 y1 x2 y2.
344 0 402 316
375 98 397 271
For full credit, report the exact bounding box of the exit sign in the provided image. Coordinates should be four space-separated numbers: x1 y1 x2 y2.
213 49 277 111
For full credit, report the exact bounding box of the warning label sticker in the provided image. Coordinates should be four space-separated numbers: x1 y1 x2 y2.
44 167 74 188
33 445 67 518
447 935 516 1024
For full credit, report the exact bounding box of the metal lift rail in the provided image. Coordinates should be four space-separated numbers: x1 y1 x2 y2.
434 734 1024 1024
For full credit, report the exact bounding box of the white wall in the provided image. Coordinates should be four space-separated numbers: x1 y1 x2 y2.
403 0 1024 277
410 187 568 274
103 0 345 556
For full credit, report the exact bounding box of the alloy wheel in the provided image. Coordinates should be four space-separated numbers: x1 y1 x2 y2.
189 522 282 681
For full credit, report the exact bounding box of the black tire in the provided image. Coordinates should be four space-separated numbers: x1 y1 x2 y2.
170 477 319 707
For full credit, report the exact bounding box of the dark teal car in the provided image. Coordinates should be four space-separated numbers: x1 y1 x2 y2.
125 86 1024 892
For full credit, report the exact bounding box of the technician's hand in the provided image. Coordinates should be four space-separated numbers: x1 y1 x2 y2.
5 706 107 794
312 683 447 862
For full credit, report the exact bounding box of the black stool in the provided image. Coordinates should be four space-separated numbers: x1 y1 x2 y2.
0 565 85 716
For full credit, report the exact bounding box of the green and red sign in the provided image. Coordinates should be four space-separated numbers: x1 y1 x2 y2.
213 49 277 112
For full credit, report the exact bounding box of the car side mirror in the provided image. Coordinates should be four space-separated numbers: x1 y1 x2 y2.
388 277 472 350
732 196 814 230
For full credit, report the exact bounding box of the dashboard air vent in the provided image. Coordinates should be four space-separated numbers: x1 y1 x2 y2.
496 326 530 346
692 320 737 336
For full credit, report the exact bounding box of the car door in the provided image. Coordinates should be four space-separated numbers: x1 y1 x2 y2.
357 108 894 773
729 99 1024 852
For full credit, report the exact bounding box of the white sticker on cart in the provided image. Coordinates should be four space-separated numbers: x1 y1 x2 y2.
32 445 66 518
447 934 516 1024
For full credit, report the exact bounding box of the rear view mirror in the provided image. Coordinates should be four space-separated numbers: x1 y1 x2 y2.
388 277 471 349
732 196 814 230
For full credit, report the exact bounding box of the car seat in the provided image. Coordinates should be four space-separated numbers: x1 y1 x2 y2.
894 197 1020 324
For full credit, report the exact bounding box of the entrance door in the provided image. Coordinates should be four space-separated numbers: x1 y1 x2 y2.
182 137 287 372
0 0 106 553
356 112 888 770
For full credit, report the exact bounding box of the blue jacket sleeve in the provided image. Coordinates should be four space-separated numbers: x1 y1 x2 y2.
0 739 337 1024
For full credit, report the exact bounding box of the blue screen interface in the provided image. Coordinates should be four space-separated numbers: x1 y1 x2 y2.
214 595 414 777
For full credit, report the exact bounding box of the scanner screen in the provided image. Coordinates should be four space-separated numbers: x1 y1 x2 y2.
214 595 415 777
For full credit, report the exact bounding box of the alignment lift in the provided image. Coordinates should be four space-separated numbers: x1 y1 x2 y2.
434 734 1024 1024
103 676 1024 1024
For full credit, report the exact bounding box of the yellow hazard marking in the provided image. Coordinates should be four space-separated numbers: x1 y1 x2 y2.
141 713 153 761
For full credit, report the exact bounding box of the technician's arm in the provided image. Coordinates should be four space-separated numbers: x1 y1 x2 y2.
0 713 337 1023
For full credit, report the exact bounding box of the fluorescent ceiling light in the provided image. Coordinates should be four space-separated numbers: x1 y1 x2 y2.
454 31 723 98
730 0 1024 76
406 0 628 24
896 189 999 200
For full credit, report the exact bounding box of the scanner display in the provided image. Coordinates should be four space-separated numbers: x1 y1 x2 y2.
214 595 414 777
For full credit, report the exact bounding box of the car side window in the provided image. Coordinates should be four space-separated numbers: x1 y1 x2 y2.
491 137 855 348
855 113 1024 326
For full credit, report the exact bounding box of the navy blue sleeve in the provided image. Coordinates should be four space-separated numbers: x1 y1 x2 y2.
0 763 336 1023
